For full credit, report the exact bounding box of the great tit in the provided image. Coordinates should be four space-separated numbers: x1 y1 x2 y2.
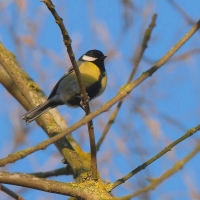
23 49 107 124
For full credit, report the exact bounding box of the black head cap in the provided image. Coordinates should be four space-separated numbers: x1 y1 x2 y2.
79 49 106 61
85 50 105 58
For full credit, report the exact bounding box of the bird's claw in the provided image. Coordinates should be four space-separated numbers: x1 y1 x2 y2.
79 95 90 110
80 96 90 106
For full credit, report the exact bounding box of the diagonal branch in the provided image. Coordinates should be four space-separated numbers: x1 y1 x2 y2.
0 55 81 152
111 124 200 190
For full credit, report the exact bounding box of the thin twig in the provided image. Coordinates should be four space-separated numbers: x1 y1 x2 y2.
30 166 73 178
111 124 200 190
0 19 199 168
42 0 97 179
96 14 157 151
115 142 200 200
0 184 24 200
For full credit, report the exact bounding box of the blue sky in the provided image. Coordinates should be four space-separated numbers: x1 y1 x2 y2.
0 0 200 199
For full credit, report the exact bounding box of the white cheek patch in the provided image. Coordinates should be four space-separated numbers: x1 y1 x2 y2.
82 55 97 61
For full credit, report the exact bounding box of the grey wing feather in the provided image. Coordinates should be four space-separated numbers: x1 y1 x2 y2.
48 61 82 99
48 67 74 99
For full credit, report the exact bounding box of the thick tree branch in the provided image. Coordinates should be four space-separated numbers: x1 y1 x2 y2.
0 58 79 149
0 172 99 200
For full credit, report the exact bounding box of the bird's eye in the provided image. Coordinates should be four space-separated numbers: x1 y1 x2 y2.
82 55 97 61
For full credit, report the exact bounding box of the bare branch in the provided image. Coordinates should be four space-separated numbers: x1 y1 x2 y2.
111 124 200 190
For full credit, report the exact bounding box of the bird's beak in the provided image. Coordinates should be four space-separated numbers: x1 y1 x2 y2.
101 56 107 60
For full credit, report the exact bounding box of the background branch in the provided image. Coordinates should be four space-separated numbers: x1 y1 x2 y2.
96 13 157 151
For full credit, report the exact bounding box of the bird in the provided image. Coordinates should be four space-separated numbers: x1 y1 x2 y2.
22 49 107 124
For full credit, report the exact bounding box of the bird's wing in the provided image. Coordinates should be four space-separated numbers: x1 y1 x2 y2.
47 61 82 99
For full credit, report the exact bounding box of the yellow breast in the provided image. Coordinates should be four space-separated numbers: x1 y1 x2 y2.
79 62 101 86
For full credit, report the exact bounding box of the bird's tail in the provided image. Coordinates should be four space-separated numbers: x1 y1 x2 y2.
22 99 59 124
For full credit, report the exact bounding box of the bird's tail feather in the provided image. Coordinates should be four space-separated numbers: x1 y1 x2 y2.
22 100 59 124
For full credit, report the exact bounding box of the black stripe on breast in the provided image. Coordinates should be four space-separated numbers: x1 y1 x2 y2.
67 72 106 107
85 72 106 99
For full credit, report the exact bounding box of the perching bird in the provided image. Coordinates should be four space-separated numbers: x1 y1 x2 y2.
23 49 107 124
